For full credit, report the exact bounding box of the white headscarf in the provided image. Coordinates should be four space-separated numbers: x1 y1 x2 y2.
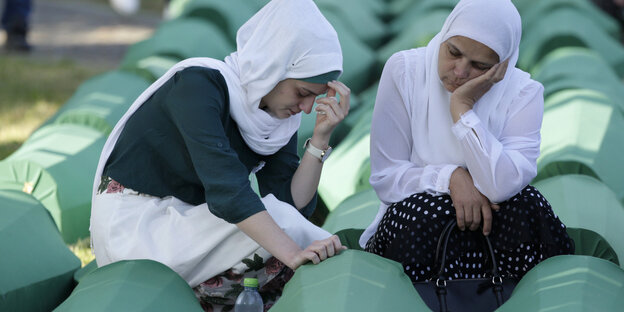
92 0 342 198
229 0 343 153
415 0 530 166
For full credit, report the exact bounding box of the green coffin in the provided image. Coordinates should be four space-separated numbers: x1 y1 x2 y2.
329 82 378 154
0 190 81 312
42 70 150 134
378 9 449 66
126 55 180 82
324 15 378 94
520 0 620 40
318 109 373 211
389 0 457 35
0 124 107 243
322 188 380 234
534 175 624 268
498 255 624 311
271 250 431 312
566 228 619 266
317 0 387 48
535 89 624 203
387 0 425 17
54 260 203 312
121 18 234 71
167 0 256 43
73 260 98 284
518 8 624 75
355 0 388 17
531 47 624 112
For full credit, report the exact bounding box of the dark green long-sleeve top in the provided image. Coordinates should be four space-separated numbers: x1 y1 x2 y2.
103 67 317 223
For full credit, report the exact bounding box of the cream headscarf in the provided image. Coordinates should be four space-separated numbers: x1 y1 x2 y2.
92 0 342 197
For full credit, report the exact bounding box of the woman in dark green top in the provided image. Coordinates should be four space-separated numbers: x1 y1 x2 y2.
90 0 350 300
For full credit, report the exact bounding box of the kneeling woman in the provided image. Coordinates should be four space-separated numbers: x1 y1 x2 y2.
90 0 350 309
361 0 574 283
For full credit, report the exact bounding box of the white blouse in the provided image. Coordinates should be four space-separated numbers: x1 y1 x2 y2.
369 50 544 206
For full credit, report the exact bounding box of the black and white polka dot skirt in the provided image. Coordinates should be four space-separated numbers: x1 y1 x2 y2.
364 185 574 282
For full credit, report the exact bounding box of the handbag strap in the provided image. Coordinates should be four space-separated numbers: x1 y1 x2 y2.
433 219 501 279
434 219 457 267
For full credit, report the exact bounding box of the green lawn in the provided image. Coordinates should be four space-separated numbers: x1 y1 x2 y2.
0 54 105 160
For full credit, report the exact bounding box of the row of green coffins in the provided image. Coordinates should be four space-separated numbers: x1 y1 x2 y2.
48 255 624 311
2 0 623 258
322 174 624 269
25 8 617 246
0 71 150 244
4 0 624 310
379 0 624 77
123 0 384 94
3 174 624 311
126 0 624 96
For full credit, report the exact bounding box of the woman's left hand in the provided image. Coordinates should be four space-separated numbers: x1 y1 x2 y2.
312 80 351 144
450 59 509 122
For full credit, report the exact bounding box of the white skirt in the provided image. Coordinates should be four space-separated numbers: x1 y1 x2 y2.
90 191 331 287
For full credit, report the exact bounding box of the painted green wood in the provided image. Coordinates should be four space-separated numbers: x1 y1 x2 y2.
535 90 624 203
0 190 80 312
534 175 624 268
271 250 431 312
318 109 373 211
121 18 233 71
518 8 624 76
323 188 379 234
498 255 624 311
55 260 203 312
42 70 150 134
0 124 106 243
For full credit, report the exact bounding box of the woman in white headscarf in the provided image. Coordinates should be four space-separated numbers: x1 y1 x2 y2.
90 0 349 309
361 0 573 283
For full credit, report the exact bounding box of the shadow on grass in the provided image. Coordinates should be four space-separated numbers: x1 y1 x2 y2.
0 140 22 161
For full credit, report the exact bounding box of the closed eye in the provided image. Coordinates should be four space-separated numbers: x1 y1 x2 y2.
448 47 461 57
473 62 493 71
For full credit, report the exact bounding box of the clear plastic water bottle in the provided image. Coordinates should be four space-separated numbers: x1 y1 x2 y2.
234 278 263 312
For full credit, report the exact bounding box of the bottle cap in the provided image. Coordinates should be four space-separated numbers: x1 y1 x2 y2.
243 278 259 288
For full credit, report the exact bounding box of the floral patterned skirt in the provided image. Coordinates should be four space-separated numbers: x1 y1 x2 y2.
193 256 293 312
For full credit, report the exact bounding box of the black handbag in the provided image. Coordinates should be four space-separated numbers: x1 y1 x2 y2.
413 220 517 312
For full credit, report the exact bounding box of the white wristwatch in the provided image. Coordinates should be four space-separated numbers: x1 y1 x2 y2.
303 138 332 163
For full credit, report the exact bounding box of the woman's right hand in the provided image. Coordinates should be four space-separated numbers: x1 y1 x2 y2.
450 59 509 123
311 80 351 145
288 235 347 270
449 167 499 235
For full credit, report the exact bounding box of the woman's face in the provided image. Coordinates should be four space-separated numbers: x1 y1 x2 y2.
437 36 500 92
260 79 329 119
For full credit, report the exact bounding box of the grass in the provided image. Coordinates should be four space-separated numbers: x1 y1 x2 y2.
68 237 96 267
0 54 105 160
